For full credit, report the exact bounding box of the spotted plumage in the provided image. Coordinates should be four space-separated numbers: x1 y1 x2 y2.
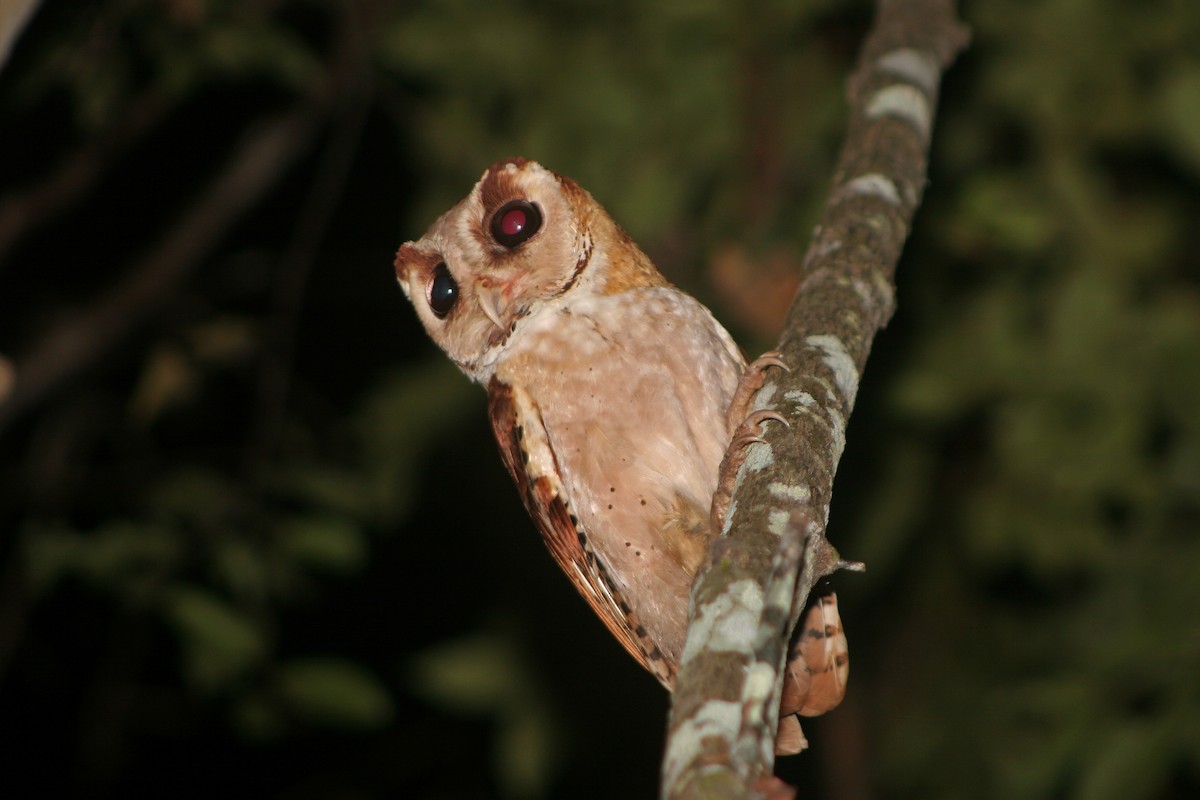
394 158 848 753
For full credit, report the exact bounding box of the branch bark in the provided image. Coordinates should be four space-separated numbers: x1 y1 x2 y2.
662 2 969 798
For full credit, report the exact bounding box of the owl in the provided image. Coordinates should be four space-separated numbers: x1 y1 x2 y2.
394 158 845 753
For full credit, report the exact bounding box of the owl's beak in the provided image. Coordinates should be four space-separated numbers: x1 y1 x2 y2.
475 281 507 330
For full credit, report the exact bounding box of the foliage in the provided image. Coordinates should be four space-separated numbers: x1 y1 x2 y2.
0 0 1197 798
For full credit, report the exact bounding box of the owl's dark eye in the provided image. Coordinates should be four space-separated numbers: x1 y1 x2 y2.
427 262 458 318
490 200 542 248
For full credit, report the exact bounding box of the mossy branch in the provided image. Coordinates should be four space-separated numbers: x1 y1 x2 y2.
662 1 969 797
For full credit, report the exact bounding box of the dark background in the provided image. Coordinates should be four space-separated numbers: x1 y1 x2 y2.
1 1 1198 798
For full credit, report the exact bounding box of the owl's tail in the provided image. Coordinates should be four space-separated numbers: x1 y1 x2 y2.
774 592 849 755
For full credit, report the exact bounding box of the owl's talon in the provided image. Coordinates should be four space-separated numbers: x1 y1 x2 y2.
746 409 789 429
725 352 789 433
711 404 788 529
749 351 790 374
711 354 790 528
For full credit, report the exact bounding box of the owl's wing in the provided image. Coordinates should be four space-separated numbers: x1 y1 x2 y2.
782 591 849 716
773 591 850 755
487 377 676 689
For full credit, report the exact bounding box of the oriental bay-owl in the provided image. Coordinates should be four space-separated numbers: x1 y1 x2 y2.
394 158 846 753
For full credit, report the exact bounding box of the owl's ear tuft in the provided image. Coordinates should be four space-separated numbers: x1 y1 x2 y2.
394 243 438 281
480 157 538 215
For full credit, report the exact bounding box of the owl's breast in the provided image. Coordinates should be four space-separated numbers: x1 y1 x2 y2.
494 286 744 660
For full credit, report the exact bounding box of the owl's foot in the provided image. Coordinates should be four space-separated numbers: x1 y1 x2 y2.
753 775 798 800
774 714 809 756
724 351 788 434
711 353 789 529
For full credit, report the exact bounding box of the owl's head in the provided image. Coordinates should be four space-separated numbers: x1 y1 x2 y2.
395 158 661 382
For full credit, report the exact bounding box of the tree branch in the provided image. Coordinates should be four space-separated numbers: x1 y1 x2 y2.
0 90 170 267
0 109 320 437
0 0 41 72
662 1 969 797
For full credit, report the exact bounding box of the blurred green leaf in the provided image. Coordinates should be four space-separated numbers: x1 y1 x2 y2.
276 515 366 575
960 172 1058 253
276 658 393 729
352 360 481 525
410 627 563 798
23 521 182 599
166 587 266 691
1155 64 1200 176
1076 723 1172 800
409 630 528 714
148 468 237 530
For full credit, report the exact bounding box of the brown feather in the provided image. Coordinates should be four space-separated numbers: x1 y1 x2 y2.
488 377 676 688
780 592 849 718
